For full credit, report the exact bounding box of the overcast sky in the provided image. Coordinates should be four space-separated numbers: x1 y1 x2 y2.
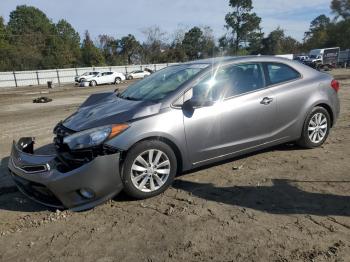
0 0 332 42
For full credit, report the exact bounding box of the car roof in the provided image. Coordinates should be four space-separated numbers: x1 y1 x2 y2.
184 55 296 66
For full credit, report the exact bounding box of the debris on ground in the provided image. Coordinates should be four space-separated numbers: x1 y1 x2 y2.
32 96 53 103
232 164 244 171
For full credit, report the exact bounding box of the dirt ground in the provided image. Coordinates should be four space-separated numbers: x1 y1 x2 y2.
0 71 349 262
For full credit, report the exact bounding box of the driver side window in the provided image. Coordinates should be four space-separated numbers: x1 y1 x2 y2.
190 62 264 102
190 68 228 102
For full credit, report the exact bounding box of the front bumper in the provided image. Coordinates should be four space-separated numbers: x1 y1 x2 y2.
8 138 123 211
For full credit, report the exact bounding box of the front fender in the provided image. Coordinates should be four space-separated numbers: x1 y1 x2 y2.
105 109 191 171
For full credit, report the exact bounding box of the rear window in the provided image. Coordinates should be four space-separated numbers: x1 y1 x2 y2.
266 63 301 85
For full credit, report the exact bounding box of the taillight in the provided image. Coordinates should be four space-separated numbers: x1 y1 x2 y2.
331 79 340 92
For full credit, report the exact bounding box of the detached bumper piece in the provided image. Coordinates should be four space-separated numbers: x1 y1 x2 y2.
8 137 123 211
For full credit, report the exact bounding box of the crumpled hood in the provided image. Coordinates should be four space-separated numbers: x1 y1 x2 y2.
62 92 162 131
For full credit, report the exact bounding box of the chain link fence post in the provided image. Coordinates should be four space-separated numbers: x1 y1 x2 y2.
56 69 61 86
13 71 18 87
36 71 40 85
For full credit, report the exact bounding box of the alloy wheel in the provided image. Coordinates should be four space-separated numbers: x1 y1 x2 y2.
308 112 328 144
130 149 171 192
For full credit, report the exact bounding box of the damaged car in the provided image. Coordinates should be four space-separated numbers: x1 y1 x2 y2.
8 56 340 211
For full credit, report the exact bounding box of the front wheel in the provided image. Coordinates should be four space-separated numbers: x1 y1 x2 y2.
115 77 122 85
90 80 97 87
297 107 331 149
121 140 177 199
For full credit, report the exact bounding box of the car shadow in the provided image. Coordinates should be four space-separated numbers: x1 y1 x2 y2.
172 179 350 217
173 145 350 217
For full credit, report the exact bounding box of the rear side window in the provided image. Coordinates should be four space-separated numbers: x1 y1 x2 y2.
266 63 300 85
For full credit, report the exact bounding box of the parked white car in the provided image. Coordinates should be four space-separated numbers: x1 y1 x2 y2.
75 71 99 83
82 71 126 86
126 70 151 80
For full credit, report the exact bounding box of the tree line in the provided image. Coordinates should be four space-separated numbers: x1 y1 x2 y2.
0 0 349 71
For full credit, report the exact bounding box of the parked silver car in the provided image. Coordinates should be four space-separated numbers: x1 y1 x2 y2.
8 56 340 210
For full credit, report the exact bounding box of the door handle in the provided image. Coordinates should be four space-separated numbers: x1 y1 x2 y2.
260 97 273 105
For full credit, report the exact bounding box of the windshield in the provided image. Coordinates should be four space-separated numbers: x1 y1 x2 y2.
119 64 208 101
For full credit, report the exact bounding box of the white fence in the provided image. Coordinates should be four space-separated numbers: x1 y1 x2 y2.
0 63 175 89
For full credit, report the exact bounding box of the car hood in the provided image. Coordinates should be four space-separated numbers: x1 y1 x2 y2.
62 92 162 131
81 75 95 80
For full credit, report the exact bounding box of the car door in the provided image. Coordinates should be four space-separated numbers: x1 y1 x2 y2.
96 72 106 84
262 62 304 140
102 72 113 84
181 84 224 165
107 72 115 83
135 70 143 78
139 71 146 78
182 62 278 166
218 63 277 156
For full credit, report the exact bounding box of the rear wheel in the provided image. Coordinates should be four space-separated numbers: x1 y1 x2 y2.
297 107 330 148
121 140 177 199
115 77 122 85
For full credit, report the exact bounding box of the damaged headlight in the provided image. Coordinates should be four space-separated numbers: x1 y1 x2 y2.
63 124 129 150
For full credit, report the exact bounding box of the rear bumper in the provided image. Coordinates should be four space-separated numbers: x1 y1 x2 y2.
8 138 123 211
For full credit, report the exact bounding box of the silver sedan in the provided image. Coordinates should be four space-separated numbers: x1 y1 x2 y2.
9 56 340 210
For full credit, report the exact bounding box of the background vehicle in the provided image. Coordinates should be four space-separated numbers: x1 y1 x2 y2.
294 55 310 63
338 49 350 68
126 70 151 80
8 56 340 211
81 71 126 86
75 71 99 83
275 54 294 60
304 47 340 70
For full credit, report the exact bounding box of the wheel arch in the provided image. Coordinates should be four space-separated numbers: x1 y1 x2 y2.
119 136 184 175
296 100 335 141
314 103 334 127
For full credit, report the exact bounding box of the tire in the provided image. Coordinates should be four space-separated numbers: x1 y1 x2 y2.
121 140 177 199
90 80 97 87
115 77 122 85
297 106 331 149
128 76 133 80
